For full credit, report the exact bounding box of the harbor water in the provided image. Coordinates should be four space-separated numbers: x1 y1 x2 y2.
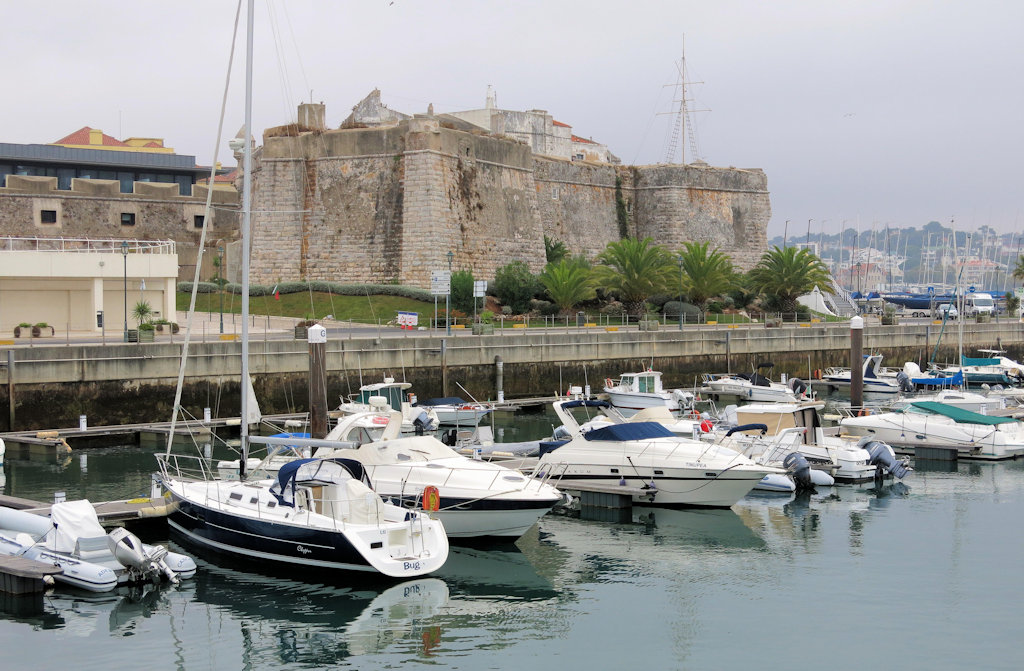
1 409 1022 670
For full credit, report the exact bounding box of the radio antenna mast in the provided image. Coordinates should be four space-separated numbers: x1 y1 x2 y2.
661 36 708 165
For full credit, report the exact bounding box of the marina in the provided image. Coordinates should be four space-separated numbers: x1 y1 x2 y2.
0 414 1022 668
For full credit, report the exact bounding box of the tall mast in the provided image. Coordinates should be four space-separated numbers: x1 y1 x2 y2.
239 0 254 477
662 36 704 165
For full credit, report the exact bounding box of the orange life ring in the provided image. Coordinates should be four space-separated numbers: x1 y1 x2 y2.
422 485 440 512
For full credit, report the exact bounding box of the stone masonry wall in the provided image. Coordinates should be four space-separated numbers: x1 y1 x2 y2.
627 164 770 271
0 175 239 279
247 119 769 287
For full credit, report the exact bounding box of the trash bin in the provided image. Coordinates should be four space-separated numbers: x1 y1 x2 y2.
96 311 103 328
576 311 585 327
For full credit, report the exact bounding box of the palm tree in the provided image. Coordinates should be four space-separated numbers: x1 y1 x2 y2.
1013 254 1024 284
748 246 833 315
539 256 595 314
131 300 154 327
544 235 568 264
594 237 675 317
675 241 735 309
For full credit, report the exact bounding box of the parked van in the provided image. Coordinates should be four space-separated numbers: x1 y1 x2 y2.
963 292 995 317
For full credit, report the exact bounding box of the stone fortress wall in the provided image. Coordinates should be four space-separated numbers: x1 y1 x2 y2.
248 101 770 288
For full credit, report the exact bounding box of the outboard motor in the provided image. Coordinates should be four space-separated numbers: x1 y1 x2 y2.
896 371 914 393
790 377 807 398
108 527 179 584
859 438 912 480
440 429 458 446
412 410 433 435
782 452 815 491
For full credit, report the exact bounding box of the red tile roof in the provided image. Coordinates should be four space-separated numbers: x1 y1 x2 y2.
52 126 127 147
553 120 570 128
571 134 596 144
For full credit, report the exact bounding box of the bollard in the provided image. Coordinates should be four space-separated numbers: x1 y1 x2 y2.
79 414 87 430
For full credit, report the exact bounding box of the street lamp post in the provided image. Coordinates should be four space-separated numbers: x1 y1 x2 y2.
218 245 224 334
121 241 129 341
677 254 684 330
445 250 454 336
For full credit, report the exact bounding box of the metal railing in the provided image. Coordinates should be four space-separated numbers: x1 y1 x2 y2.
0 236 175 254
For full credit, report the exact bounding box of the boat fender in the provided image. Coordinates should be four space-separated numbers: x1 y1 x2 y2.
422 485 440 512
782 452 815 491
605 378 613 389
700 419 714 432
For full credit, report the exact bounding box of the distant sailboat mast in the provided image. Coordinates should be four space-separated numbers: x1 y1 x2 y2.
662 36 705 165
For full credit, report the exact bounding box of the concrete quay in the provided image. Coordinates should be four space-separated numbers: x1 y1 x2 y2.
3 317 1023 432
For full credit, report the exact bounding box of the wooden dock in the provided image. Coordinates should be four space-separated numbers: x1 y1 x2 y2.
0 556 63 595
0 494 174 528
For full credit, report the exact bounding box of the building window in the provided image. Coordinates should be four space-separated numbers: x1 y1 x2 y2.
194 215 205 229
121 212 136 226
40 209 57 224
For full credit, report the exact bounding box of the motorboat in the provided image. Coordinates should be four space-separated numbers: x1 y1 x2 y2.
602 369 695 416
415 397 493 426
839 401 1024 460
718 401 911 484
157 10 449 580
820 354 908 395
0 500 196 593
533 400 783 507
216 407 564 539
928 350 1024 388
893 388 1005 414
338 377 438 434
701 363 805 403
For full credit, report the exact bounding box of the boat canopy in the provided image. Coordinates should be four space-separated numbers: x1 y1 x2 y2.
561 400 611 410
908 401 1017 426
270 458 367 507
911 370 964 387
961 356 1001 367
583 422 676 442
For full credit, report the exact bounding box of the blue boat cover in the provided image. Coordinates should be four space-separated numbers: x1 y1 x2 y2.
911 370 964 387
583 422 676 442
270 458 368 507
561 400 611 410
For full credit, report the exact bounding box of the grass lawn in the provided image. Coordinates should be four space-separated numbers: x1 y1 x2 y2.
177 291 440 324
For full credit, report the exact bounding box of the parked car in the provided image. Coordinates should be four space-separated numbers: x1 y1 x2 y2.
934 303 959 320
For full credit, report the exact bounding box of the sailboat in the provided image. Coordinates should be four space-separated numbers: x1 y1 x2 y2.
154 1 448 578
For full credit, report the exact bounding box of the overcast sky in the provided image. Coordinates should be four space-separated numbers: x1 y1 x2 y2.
5 0 1022 238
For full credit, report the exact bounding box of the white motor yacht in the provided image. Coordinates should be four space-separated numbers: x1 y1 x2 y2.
338 377 438 434
534 400 782 507
602 369 694 417
701 363 804 403
839 401 1024 460
718 401 911 484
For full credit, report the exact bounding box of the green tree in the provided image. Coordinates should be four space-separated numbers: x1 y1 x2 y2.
748 246 833 315
675 241 735 309
450 269 475 314
594 237 675 317
1013 255 1024 284
539 256 595 314
131 300 154 326
544 236 568 264
493 261 540 314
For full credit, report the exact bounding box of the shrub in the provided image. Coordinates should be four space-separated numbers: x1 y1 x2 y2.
662 301 703 320
479 310 495 324
33 322 49 328
177 281 221 294
450 270 476 314
218 281 433 302
493 261 540 314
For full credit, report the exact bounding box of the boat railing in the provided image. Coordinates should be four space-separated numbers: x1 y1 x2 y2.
386 462 556 502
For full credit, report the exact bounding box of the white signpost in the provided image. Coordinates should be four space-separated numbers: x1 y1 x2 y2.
431 270 451 332
473 280 487 322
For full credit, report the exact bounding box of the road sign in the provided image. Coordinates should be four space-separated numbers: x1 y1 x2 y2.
430 270 451 295
968 286 976 293
927 286 934 295
473 280 487 298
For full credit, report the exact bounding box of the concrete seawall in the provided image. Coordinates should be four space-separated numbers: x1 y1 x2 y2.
4 320 1023 431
